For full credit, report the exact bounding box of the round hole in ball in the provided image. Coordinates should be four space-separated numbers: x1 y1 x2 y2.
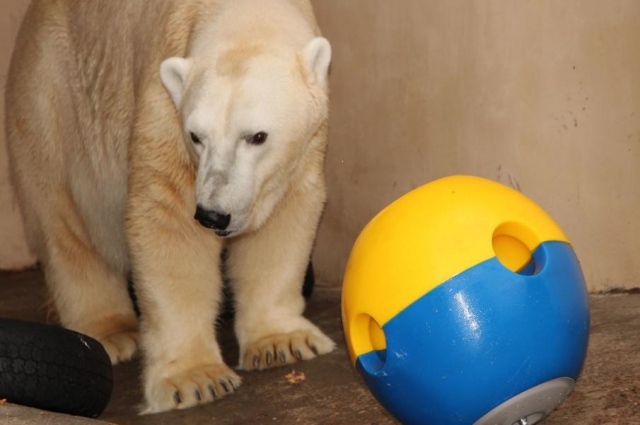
351 313 387 373
492 222 541 276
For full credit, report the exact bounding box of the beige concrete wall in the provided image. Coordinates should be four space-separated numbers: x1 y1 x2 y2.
0 0 34 269
1 1 639 291
311 0 640 291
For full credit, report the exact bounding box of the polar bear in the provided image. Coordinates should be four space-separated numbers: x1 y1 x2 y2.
5 0 334 414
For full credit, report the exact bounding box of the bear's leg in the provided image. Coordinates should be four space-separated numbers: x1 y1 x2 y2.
39 193 138 365
227 185 335 371
127 189 240 414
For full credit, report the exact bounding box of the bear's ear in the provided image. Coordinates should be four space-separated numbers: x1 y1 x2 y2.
160 57 192 108
301 37 332 89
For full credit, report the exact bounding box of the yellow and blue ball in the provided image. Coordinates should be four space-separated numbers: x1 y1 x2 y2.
342 175 589 425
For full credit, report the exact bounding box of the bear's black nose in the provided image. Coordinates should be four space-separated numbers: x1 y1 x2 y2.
194 205 231 231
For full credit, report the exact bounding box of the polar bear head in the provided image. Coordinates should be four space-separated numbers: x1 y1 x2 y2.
160 35 331 237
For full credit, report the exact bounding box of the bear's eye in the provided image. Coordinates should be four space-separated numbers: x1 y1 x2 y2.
190 132 202 145
250 131 268 145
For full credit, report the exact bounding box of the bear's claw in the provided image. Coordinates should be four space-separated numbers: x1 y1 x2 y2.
141 363 241 414
239 329 335 371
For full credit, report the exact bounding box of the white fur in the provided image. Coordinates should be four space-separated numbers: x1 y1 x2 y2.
160 57 192 108
302 37 332 89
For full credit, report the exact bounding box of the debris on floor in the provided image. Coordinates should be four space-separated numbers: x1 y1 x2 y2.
285 370 306 385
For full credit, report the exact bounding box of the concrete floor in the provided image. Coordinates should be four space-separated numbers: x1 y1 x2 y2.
1 269 639 424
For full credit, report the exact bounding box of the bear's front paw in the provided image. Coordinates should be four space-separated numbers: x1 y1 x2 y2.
141 363 241 414
239 329 335 371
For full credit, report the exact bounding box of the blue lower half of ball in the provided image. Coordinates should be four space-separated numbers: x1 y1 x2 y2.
355 241 590 425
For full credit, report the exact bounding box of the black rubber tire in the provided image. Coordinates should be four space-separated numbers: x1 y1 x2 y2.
0 319 113 418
